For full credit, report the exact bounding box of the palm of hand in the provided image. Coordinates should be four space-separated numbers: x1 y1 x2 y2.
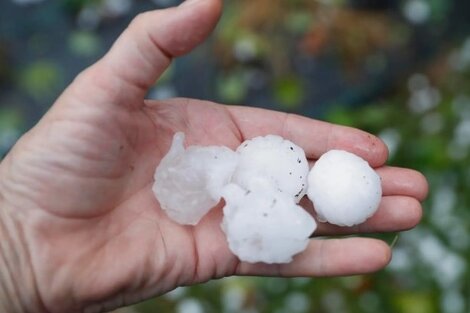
7 97 244 310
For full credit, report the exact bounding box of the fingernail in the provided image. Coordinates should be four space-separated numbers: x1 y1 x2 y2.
180 0 204 7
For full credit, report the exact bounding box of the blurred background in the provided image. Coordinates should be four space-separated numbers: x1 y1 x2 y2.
1 0 470 312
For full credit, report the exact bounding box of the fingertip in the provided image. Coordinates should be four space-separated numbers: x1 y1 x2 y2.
363 239 392 272
330 125 389 168
378 167 429 201
149 0 222 58
361 130 389 168
404 197 423 230
178 0 223 36
375 135 390 167
379 240 393 267
180 0 222 11
372 196 423 232
415 171 429 202
203 0 223 22
364 196 423 233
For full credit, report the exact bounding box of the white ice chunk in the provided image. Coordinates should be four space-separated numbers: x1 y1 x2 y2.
307 150 382 227
221 184 316 264
233 135 309 202
153 132 239 225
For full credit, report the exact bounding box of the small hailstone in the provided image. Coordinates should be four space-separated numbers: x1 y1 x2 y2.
233 135 309 203
307 150 382 227
221 184 316 264
153 132 239 225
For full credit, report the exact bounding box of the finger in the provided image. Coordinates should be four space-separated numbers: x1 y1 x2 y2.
377 166 428 201
311 196 423 236
236 238 391 277
227 106 388 167
303 165 429 199
71 0 222 106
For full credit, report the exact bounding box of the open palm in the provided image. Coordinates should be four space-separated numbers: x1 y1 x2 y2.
0 1 428 312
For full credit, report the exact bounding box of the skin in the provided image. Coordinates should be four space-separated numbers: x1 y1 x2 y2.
0 0 428 312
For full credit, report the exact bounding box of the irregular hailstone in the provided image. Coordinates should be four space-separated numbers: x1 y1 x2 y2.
233 135 309 203
221 184 317 264
152 132 239 225
307 150 382 227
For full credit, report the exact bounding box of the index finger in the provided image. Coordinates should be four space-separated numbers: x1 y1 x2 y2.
227 106 388 167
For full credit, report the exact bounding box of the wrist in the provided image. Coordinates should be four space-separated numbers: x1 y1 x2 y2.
0 191 47 313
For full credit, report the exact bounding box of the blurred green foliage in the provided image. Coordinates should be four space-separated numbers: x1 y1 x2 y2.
18 61 62 100
1 0 470 312
68 31 102 57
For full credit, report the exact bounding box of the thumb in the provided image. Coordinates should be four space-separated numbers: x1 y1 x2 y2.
70 0 222 106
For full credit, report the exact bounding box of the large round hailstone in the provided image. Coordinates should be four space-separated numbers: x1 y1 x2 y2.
221 184 316 264
233 135 309 203
307 150 382 227
153 132 239 225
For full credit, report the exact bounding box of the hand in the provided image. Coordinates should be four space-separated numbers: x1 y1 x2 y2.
0 0 428 312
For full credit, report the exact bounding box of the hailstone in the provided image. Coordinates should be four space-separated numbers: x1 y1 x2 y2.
154 132 386 264
233 135 309 203
152 132 239 225
221 184 317 264
307 150 382 227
